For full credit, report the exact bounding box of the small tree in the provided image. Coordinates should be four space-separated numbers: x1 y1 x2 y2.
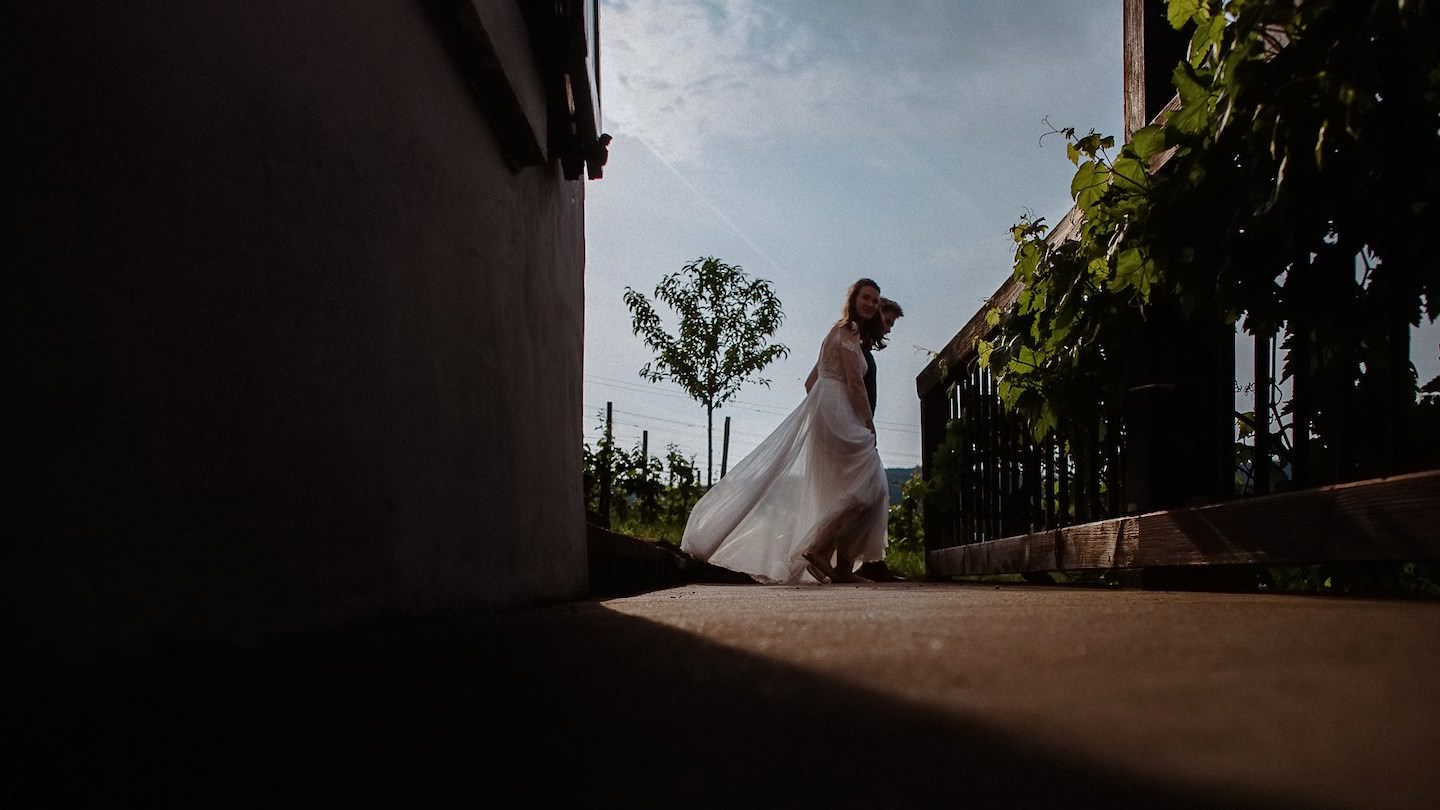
623 257 789 485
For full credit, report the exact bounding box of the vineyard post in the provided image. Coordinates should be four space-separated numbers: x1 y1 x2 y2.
598 401 613 527
720 416 731 478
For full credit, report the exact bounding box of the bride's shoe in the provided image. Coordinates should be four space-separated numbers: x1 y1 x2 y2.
802 550 836 584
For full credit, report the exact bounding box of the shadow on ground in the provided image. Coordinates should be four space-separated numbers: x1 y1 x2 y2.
588 521 753 597
13 599 1307 808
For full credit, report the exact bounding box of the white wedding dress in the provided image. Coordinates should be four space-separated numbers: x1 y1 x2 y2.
681 322 889 584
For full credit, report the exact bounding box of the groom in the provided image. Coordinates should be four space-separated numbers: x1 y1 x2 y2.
858 297 907 582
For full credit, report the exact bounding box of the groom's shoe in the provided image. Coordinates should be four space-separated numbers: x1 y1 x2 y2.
857 561 906 582
830 568 872 583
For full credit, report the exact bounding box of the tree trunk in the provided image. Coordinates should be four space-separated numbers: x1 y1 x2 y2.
706 403 714 487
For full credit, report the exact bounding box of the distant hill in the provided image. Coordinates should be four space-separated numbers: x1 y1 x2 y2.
885 467 919 505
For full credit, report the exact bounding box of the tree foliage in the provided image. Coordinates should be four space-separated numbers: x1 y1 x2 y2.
623 257 789 485
887 470 926 554
979 0 1440 462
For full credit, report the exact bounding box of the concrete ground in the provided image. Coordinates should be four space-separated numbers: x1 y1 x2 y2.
13 582 1440 808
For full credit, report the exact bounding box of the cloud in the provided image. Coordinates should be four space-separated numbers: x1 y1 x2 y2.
600 0 1120 168
586 0 1135 468
602 0 828 162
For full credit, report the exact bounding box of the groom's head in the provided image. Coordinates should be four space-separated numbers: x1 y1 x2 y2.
879 298 904 335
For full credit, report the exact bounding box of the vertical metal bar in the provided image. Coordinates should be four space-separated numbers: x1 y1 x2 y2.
951 383 963 548
1044 433 1056 529
1290 330 1310 488
1253 331 1271 496
957 374 968 545
990 369 1002 540
1057 422 1071 527
1089 412 1101 519
960 366 975 544
953 381 966 547
1107 403 1124 516
973 363 985 542
1024 432 1040 533
977 364 989 541
967 363 979 543
999 387 1013 538
983 365 997 541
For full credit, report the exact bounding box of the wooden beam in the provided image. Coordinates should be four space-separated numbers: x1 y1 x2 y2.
928 469 1440 576
422 0 549 167
1122 0 1148 142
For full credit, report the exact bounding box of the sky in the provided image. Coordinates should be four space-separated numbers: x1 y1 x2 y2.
580 0 1440 476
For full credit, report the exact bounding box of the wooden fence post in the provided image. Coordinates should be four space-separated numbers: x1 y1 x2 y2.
598 401 613 528
720 416 731 478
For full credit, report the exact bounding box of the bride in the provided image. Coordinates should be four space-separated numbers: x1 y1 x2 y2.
681 279 890 584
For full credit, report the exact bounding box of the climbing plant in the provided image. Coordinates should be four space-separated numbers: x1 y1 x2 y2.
977 0 1440 464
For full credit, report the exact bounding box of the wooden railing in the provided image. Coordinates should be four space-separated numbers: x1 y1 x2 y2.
915 229 1440 576
913 0 1439 578
917 209 1132 553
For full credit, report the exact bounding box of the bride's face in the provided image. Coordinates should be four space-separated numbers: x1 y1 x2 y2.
854 286 880 320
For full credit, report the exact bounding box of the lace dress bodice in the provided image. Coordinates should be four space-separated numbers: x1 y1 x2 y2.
815 323 873 427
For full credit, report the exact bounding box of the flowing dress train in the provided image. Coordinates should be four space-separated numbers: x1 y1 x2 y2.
681 323 889 584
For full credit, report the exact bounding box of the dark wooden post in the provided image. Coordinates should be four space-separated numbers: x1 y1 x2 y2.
1362 252 1414 479
1376 319 1412 477
918 382 951 553
1121 312 1236 512
598 401 613 528
1124 0 1192 139
1119 0 1226 514
720 416 731 478
1122 0 1147 142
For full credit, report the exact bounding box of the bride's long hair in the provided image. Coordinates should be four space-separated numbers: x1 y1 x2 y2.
839 278 887 349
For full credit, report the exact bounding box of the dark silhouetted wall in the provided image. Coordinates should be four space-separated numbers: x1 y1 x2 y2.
10 1 588 665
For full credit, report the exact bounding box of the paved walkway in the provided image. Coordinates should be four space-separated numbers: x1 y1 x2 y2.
16 583 1440 807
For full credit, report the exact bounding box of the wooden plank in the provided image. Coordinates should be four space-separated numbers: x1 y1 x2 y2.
928 469 1440 576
